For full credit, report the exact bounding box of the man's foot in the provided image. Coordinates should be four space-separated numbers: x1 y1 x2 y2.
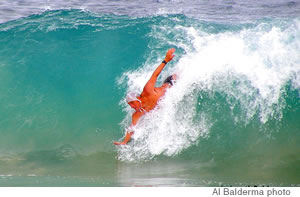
113 141 126 145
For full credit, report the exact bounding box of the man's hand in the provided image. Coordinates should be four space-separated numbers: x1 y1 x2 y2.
164 48 175 63
144 48 176 92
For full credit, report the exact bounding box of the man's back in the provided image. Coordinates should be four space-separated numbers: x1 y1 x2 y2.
138 83 170 112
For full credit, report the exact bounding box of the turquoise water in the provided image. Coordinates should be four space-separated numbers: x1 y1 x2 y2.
0 8 300 186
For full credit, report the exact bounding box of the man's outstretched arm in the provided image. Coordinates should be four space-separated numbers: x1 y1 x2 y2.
143 48 175 93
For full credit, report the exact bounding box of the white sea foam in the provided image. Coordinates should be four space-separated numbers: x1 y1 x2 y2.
117 19 300 161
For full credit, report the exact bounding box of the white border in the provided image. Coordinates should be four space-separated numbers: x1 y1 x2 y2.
1 187 300 197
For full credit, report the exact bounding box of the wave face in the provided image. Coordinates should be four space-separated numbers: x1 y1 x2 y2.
0 9 300 185
0 10 153 154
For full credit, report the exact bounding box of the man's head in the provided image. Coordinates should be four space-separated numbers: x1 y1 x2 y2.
126 92 142 110
163 74 177 86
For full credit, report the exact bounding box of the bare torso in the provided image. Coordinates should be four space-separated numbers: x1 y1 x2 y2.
138 84 170 112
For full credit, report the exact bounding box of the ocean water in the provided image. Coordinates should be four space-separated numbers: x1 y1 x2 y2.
0 0 300 186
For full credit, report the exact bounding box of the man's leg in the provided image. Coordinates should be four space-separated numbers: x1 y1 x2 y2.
113 131 134 145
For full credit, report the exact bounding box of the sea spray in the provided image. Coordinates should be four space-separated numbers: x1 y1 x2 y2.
117 18 300 161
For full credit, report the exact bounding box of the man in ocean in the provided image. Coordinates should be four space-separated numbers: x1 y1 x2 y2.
114 48 176 145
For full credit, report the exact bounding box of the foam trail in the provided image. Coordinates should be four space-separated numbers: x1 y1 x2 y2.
117 19 300 161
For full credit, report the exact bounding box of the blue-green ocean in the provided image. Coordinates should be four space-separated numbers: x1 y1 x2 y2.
0 0 300 186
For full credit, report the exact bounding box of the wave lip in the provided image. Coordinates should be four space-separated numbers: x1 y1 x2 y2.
1 0 300 23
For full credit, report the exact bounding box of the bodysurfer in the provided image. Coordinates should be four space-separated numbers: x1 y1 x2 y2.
114 48 176 145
